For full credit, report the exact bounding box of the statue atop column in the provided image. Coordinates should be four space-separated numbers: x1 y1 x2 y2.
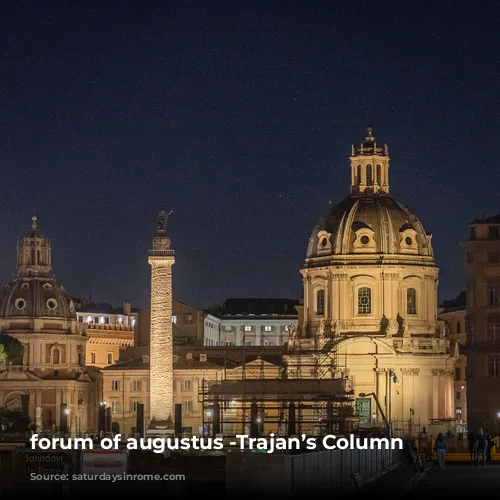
156 209 173 234
396 313 407 336
379 314 390 335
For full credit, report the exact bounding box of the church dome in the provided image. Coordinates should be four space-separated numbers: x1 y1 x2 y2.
0 278 75 319
305 128 434 263
0 215 76 321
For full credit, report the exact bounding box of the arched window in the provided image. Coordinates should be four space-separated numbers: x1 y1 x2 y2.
407 288 417 315
53 348 60 364
358 287 371 314
376 164 381 185
366 164 373 185
316 289 325 316
356 165 361 185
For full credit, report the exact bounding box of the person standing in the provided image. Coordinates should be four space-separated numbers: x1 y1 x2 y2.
468 431 476 462
434 432 447 469
475 429 488 467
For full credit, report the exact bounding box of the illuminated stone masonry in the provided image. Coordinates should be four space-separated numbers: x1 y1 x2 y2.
148 209 175 430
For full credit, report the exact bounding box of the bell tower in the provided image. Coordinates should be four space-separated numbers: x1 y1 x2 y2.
349 126 390 195
147 209 175 434
16 215 52 278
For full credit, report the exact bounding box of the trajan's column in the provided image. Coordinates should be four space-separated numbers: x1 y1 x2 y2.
147 209 175 433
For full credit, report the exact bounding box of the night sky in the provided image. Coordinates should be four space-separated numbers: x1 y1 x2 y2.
1 2 499 309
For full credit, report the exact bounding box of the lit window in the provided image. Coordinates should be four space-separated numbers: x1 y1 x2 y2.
489 320 500 347
87 316 92 323
172 315 177 324
264 325 272 332
131 318 136 326
244 325 252 332
358 287 371 314
407 288 417 315
316 290 325 316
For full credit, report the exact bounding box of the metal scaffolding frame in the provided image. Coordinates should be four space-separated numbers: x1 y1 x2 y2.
199 336 357 437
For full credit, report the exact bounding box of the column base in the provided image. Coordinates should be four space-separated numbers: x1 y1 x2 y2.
147 416 174 437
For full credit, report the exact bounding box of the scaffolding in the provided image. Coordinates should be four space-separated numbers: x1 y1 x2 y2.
199 334 357 437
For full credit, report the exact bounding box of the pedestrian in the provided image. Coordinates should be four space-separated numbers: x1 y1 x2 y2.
475 428 488 467
487 434 495 462
468 431 476 462
434 432 447 469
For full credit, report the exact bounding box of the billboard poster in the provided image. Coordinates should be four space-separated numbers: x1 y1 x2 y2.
12 449 75 482
81 450 128 475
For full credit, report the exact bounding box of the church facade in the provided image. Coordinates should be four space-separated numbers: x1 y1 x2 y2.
0 217 100 433
297 128 459 429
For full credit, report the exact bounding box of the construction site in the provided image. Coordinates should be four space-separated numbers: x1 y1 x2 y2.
197 332 364 439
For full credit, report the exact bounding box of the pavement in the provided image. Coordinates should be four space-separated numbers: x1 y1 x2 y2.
406 462 500 497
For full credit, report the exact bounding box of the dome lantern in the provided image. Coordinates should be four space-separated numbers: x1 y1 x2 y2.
16 214 52 278
350 126 390 195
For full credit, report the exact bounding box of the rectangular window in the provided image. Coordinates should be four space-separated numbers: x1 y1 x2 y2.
112 380 120 391
107 352 113 365
182 400 192 412
244 340 253 346
172 315 177 324
264 325 272 332
78 316 83 323
316 289 325 315
490 357 500 377
489 226 499 240
455 391 460 400
244 325 252 332
111 401 120 413
130 401 139 412
90 352 96 364
183 379 191 391
489 284 500 306
456 322 461 334
489 320 500 347
132 380 142 391
455 367 461 381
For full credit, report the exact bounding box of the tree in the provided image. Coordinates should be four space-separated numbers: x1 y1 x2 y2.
0 333 24 364
0 406 31 433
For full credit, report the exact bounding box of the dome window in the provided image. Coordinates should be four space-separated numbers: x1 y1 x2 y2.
400 228 418 254
21 283 29 291
14 298 26 310
43 283 52 290
405 236 413 246
360 235 370 245
316 230 332 253
46 299 58 311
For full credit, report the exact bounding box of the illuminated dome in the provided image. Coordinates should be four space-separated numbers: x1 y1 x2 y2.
0 216 76 323
305 128 434 264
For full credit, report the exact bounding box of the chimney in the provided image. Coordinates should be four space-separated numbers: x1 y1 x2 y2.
186 352 193 360
199 353 207 362
123 301 131 316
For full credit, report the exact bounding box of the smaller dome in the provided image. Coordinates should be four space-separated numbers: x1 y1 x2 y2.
0 278 76 320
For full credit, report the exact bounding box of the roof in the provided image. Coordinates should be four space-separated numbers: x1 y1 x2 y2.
471 215 500 224
306 193 434 261
208 298 300 317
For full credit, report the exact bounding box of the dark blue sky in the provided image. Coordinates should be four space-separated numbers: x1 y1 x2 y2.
1 1 499 309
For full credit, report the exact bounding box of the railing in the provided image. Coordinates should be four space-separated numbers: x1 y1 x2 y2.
148 249 175 256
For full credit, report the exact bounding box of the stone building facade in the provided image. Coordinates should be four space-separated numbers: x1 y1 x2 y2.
0 217 100 433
